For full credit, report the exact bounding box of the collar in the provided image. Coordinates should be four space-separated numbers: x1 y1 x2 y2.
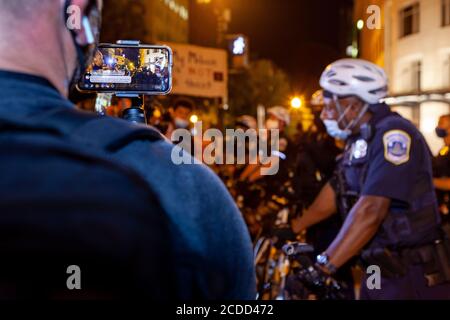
0 70 59 92
0 70 72 118
347 103 392 141
368 103 391 127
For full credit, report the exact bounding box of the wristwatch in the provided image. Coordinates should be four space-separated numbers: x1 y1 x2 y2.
316 253 338 275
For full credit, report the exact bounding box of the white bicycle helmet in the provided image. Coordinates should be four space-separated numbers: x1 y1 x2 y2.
319 59 388 104
267 106 290 125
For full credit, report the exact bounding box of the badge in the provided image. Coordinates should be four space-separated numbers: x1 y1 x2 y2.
352 139 368 159
383 130 411 165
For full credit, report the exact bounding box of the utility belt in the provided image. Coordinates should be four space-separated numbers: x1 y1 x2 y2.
361 236 450 287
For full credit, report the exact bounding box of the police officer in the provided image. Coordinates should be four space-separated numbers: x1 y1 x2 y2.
0 0 255 299
433 114 450 229
291 58 450 299
293 90 342 209
238 106 293 189
289 90 355 299
263 106 295 191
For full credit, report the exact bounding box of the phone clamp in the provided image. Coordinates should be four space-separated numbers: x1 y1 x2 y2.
114 40 146 124
116 93 146 124
116 40 141 46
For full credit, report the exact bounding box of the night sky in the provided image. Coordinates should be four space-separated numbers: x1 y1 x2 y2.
191 0 354 97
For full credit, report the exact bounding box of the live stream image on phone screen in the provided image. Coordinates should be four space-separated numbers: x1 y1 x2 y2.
78 46 171 94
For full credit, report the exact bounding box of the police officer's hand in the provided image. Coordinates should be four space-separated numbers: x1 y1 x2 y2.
296 264 348 300
271 225 298 247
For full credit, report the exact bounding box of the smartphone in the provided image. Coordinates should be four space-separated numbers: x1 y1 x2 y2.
77 43 173 95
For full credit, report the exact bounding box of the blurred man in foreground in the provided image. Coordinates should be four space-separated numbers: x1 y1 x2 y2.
0 0 255 299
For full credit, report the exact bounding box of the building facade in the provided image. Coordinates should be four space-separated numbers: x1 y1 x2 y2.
355 0 450 154
353 0 386 67
146 0 190 43
101 0 190 44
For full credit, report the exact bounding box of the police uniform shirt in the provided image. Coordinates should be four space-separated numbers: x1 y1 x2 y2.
340 103 440 247
361 105 430 202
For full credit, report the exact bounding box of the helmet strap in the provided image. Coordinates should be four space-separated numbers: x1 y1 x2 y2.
344 103 369 133
333 94 369 133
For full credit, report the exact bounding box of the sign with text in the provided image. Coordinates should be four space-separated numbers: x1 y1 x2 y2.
163 42 228 100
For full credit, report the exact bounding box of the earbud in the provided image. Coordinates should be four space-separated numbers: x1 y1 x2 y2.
360 123 373 141
82 16 95 44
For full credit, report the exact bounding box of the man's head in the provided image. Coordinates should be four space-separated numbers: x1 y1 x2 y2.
0 0 102 96
319 58 388 140
152 51 167 71
320 94 369 135
266 106 290 133
93 50 104 67
171 99 194 129
310 90 324 112
309 90 327 133
236 115 257 131
436 114 450 145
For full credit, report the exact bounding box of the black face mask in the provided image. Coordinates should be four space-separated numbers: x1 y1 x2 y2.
436 127 448 138
64 0 101 92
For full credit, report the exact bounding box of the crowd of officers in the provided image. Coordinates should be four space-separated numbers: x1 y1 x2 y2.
147 58 450 300
150 60 450 299
83 56 450 300
216 59 450 299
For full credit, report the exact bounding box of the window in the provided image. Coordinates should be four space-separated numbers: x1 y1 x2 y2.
411 60 422 91
443 0 450 26
401 60 422 92
400 3 420 37
448 56 450 87
445 55 450 87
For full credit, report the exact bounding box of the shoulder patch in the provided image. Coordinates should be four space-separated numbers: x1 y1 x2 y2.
383 130 411 165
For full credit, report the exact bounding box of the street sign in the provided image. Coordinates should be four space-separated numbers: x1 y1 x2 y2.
162 42 228 101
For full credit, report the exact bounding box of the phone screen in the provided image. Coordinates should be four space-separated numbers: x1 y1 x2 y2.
77 44 172 94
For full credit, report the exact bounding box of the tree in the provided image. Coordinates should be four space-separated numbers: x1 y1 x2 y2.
228 59 291 118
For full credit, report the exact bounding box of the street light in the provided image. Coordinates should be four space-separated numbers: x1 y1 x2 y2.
357 19 364 30
190 114 199 124
290 97 302 109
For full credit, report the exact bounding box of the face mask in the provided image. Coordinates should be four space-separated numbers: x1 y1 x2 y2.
436 127 448 138
323 119 351 140
266 120 279 130
64 0 101 91
174 118 189 129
